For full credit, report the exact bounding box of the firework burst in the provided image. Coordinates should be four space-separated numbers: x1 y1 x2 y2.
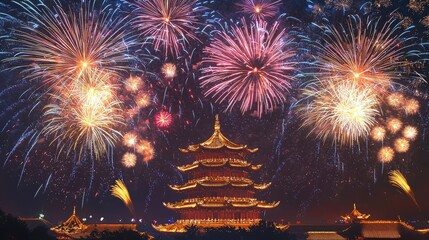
162 63 177 78
123 132 138 147
122 152 137 168
155 110 173 128
201 19 296 117
403 126 418 141
300 81 380 146
236 0 281 20
136 139 155 162
378 146 394 163
8 0 133 88
41 70 124 159
312 15 418 92
386 118 403 134
394 138 410 153
370 126 386 142
130 0 201 57
403 98 419 115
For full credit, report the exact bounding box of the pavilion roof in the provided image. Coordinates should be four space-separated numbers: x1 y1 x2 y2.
179 115 258 154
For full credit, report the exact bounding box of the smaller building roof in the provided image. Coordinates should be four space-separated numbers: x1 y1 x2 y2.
307 231 346 240
179 115 258 154
341 204 370 222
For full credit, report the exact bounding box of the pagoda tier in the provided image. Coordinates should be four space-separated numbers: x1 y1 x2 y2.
154 115 279 232
163 197 279 210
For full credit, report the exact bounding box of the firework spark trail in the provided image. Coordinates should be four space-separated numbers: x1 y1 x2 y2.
111 179 135 215
130 0 202 57
388 170 420 209
201 19 296 117
7 0 134 89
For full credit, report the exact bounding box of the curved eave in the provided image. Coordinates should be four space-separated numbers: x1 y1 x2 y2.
254 182 272 190
177 162 263 172
163 201 280 209
152 223 187 233
179 146 258 154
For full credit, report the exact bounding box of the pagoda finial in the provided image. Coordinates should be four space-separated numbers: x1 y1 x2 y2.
214 114 220 131
353 203 356 210
73 206 76 215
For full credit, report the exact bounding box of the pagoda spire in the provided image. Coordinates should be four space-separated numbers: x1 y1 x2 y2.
214 114 220 131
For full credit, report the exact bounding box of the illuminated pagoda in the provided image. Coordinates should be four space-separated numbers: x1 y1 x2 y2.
341 204 370 223
153 115 280 232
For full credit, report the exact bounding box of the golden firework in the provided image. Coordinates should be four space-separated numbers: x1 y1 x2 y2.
125 76 144 92
122 152 137 168
402 126 418 141
403 98 419 115
136 93 151 108
162 63 177 78
370 126 386 142
378 146 394 163
123 132 138 147
300 81 380 146
394 138 410 153
386 118 403 134
136 139 155 162
386 93 404 108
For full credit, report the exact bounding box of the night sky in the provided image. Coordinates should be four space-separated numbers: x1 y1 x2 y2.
1 0 429 227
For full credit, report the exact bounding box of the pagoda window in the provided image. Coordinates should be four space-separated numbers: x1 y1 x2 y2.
213 211 218 219
234 212 241 219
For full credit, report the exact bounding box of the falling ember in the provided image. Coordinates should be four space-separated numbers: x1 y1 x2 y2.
386 118 403 133
378 146 394 163
370 126 386 142
122 152 137 168
403 98 419 115
162 63 177 78
394 138 410 153
125 76 144 92
111 179 135 215
387 93 404 108
155 111 173 128
403 126 418 141
123 132 138 147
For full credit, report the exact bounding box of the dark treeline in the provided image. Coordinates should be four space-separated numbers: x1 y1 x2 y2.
0 209 55 240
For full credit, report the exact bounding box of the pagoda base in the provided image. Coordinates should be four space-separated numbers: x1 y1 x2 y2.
152 219 288 233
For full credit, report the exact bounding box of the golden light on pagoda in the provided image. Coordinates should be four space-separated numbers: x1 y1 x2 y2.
370 126 386 142
403 98 419 115
387 93 404 108
123 132 138 147
386 118 403 133
394 138 410 153
122 152 137 168
125 76 143 92
162 63 177 78
403 126 418 141
378 146 394 163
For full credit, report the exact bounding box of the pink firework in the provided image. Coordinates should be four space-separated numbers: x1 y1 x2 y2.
236 0 281 20
130 0 201 56
155 111 173 128
201 19 296 117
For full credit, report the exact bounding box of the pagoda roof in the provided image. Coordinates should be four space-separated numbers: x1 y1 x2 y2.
341 204 370 222
177 159 262 172
179 115 258 154
168 177 271 191
163 197 279 209
339 221 422 239
51 207 88 235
